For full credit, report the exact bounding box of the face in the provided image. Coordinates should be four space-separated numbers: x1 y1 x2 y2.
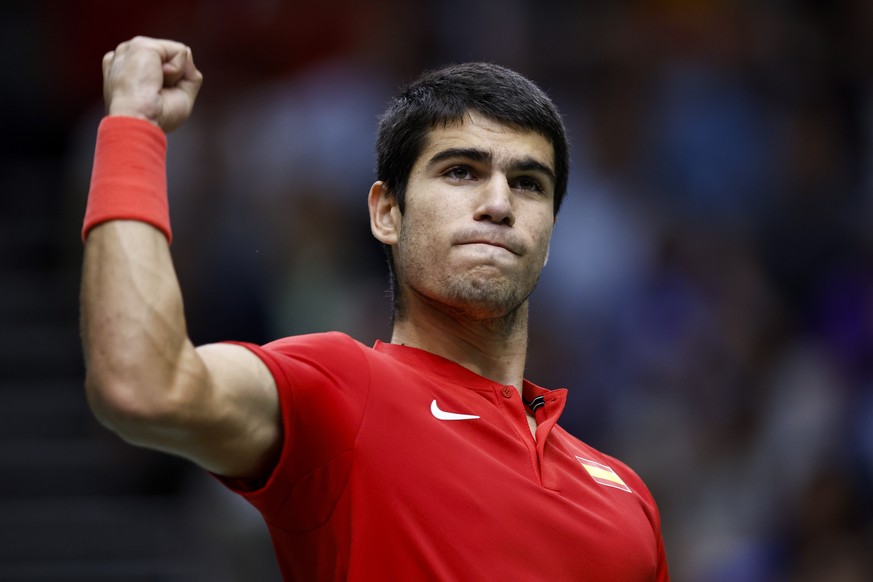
379 111 557 321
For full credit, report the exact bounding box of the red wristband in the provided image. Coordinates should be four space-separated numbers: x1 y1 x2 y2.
82 116 171 243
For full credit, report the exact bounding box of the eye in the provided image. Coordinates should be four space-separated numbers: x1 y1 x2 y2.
444 166 476 181
513 176 543 193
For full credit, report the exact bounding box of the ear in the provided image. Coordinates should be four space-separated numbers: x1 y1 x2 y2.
368 181 401 245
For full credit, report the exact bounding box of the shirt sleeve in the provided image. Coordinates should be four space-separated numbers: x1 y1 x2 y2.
215 332 372 531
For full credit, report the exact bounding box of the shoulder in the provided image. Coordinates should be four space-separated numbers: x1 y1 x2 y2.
260 333 427 378
225 332 376 402
556 428 661 516
263 331 367 354
253 332 371 372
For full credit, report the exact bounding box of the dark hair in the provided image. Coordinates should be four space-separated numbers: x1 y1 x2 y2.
375 62 570 318
377 62 569 213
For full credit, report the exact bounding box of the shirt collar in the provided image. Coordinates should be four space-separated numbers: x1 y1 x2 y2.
373 340 565 402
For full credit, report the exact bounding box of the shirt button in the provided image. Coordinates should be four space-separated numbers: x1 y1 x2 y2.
501 387 514 398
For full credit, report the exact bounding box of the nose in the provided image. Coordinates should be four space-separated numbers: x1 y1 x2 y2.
473 177 515 227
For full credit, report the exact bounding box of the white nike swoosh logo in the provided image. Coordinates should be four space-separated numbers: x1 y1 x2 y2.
430 399 480 421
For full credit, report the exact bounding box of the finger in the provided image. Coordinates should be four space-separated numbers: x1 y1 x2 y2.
181 47 199 82
162 48 188 86
102 50 114 80
174 48 204 100
102 50 116 114
180 48 204 89
149 38 191 64
127 35 186 55
122 36 188 70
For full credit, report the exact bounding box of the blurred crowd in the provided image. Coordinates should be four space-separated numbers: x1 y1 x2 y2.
14 0 873 579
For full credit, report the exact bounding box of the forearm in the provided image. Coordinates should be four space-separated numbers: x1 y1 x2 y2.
81 220 203 431
81 220 281 476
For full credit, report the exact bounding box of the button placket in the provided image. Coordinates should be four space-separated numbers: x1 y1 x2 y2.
493 384 544 484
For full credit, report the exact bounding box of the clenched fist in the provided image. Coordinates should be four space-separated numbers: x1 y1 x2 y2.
102 36 203 133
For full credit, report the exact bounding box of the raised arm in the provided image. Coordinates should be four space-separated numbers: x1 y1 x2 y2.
81 37 280 479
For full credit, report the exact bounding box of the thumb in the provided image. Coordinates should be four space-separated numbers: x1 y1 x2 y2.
175 48 203 101
161 47 188 87
158 47 203 132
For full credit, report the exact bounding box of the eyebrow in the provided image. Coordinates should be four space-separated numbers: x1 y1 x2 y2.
426 147 556 190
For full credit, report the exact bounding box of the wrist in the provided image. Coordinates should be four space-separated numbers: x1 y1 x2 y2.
82 116 171 242
106 98 162 128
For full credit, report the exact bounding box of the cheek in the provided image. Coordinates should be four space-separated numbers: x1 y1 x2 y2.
397 211 442 270
528 216 555 253
402 197 458 247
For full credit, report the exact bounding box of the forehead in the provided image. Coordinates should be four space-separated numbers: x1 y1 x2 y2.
414 111 555 172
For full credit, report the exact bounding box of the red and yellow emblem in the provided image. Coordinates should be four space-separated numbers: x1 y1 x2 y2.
575 457 632 492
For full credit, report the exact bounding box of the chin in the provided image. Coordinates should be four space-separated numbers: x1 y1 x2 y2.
443 276 530 320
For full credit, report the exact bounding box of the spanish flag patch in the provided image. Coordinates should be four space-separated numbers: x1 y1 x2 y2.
576 456 632 492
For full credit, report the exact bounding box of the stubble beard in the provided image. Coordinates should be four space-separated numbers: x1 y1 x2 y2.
448 265 534 313
396 241 543 337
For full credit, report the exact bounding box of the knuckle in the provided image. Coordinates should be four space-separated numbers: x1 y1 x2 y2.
128 36 153 48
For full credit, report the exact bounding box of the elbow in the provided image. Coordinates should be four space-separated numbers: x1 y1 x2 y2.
85 371 146 434
83 343 207 447
84 370 179 443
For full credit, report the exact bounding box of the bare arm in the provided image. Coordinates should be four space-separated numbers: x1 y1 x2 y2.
81 37 280 479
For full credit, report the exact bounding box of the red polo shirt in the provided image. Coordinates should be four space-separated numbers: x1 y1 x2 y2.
223 332 669 581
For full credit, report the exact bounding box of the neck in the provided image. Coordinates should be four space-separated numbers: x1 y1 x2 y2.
390 295 530 391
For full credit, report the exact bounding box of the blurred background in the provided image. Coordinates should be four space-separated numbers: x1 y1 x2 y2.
1 0 872 580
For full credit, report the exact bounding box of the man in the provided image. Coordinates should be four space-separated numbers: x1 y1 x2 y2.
81 36 669 580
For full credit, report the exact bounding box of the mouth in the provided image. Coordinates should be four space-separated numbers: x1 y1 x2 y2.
452 228 525 256
464 240 513 254
457 238 522 256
